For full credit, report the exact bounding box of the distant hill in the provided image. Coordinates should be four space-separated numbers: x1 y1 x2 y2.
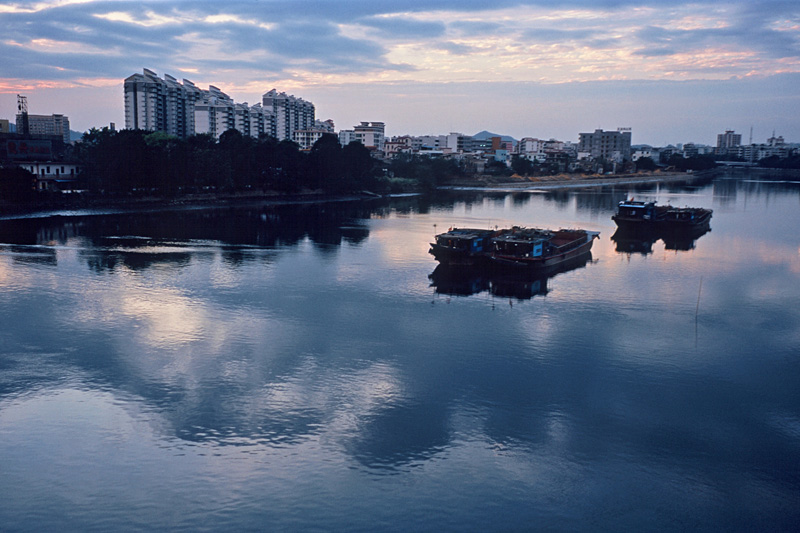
472 130 516 143
70 130 85 142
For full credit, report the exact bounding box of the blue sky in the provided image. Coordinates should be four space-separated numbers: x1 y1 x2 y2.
1 0 798 145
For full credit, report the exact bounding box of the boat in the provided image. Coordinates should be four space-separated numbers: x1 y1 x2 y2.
659 205 713 230
612 199 712 231
488 227 599 271
430 225 599 273
429 227 505 266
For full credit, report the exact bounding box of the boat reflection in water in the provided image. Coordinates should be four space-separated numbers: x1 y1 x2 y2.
611 224 711 255
610 228 657 255
660 223 712 251
429 252 592 300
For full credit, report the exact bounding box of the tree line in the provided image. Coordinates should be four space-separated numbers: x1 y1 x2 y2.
0 128 471 204
68 128 470 197
71 128 383 196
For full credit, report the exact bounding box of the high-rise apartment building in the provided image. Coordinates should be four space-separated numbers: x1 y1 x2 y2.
261 89 315 142
124 69 313 141
15 113 70 143
578 128 632 162
192 86 235 139
716 130 742 153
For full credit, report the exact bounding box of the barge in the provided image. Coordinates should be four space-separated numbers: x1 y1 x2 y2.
612 199 712 231
430 225 599 273
489 227 599 271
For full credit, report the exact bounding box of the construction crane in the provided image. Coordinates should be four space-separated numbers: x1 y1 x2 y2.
17 94 29 136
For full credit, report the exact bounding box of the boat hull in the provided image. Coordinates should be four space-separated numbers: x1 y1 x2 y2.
488 233 597 272
428 243 490 267
657 210 713 231
611 215 657 231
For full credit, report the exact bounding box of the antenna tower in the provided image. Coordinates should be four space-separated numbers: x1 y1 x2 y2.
17 94 29 136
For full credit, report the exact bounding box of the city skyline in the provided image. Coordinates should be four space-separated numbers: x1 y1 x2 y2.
1 0 798 146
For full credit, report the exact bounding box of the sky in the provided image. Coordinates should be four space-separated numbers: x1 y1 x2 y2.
1 0 799 146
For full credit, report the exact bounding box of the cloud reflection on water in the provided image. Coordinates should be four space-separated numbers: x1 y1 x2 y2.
1 176 800 531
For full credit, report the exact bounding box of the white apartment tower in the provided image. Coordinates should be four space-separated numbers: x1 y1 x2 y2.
125 69 171 135
124 70 305 140
193 86 234 139
262 89 315 142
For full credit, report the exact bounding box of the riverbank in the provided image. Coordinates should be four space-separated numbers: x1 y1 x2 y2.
0 188 380 220
441 170 702 190
4 167 793 219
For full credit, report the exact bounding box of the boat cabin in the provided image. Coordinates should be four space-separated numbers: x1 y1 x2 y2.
435 228 494 253
616 201 656 220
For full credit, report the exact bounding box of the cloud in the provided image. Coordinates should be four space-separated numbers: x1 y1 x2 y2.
357 15 446 39
2 0 798 86
1 1 799 141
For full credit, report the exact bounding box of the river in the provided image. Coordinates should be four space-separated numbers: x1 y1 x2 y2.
1 171 799 531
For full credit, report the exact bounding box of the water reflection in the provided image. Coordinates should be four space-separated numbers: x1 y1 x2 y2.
2 172 800 530
610 229 657 256
0 202 375 273
611 225 711 255
429 253 592 300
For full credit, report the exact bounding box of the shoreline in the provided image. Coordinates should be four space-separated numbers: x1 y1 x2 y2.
3 167 795 221
0 190 384 221
440 171 704 191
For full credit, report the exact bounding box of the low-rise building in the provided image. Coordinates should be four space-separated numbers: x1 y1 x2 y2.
16 114 70 144
16 161 81 191
338 129 357 146
384 136 414 157
354 122 385 151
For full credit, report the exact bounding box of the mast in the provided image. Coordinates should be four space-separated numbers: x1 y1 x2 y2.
17 94 29 136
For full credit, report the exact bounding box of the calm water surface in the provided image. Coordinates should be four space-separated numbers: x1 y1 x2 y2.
1 173 799 531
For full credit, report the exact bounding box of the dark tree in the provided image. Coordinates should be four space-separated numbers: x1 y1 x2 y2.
309 134 344 190
0 167 37 202
341 141 377 191
635 156 657 171
511 155 535 176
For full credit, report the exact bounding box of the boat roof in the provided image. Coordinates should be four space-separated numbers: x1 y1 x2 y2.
619 200 655 208
437 227 496 238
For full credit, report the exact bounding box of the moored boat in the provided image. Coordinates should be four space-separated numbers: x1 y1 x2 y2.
612 199 712 231
488 227 599 271
429 227 504 266
659 205 713 230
